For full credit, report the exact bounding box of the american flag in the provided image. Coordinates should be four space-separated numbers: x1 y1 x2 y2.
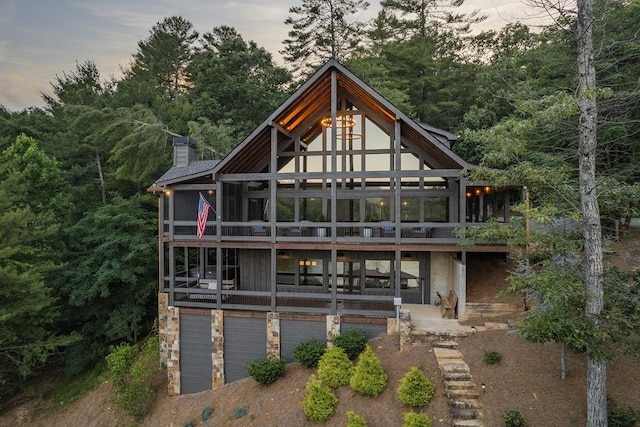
197 192 211 238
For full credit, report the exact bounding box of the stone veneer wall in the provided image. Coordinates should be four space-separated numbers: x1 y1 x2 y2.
164 303 180 396
158 292 169 365
211 310 224 389
326 315 340 344
266 312 280 358
398 309 412 351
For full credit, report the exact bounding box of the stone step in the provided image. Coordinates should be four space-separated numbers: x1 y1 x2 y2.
433 340 458 349
445 380 477 391
446 388 481 399
438 362 470 374
484 322 510 330
451 407 482 420
453 419 484 427
443 372 473 381
433 347 464 360
449 398 482 409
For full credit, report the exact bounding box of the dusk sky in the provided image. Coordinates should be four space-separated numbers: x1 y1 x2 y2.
0 0 547 111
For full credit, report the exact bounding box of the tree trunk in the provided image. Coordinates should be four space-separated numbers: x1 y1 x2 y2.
95 151 106 205
577 0 607 425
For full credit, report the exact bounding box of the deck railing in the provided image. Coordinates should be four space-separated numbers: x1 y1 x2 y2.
166 220 465 243
168 284 395 317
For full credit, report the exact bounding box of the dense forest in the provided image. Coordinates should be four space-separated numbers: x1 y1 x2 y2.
1 0 639 415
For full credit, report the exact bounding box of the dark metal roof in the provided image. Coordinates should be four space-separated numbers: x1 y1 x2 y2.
149 160 219 190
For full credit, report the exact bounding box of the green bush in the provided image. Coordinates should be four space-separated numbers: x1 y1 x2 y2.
350 345 388 396
106 342 139 391
398 367 434 407
246 356 285 385
317 346 354 388
303 374 338 422
483 350 503 365
503 410 527 427
608 396 639 427
347 410 368 427
403 412 432 427
292 339 326 368
105 336 160 420
333 328 369 359
234 406 248 419
201 406 212 421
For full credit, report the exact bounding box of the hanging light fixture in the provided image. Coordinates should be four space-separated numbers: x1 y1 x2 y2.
320 113 361 141
320 114 356 129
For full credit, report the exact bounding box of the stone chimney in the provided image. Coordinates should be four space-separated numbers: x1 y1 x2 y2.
172 136 198 167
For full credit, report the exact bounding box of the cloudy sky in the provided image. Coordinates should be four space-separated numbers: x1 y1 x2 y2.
0 0 544 111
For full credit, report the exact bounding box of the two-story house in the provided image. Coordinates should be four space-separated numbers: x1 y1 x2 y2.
148 59 518 395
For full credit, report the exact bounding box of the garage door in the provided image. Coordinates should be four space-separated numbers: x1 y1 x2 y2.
224 316 266 383
180 312 212 394
280 319 326 363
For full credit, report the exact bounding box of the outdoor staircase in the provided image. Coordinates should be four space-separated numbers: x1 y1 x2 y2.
433 340 484 427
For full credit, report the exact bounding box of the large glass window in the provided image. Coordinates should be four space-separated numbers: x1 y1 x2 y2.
365 197 392 221
300 198 324 221
364 260 391 291
337 199 360 222
299 258 323 287
400 260 420 289
424 197 448 222
336 261 361 294
400 198 420 222
276 198 295 221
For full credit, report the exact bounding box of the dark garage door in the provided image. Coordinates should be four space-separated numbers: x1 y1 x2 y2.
180 312 212 394
224 316 266 383
280 319 326 363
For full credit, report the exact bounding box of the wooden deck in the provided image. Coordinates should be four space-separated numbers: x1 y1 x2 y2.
173 291 395 317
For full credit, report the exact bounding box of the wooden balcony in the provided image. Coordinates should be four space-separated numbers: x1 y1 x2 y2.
164 220 462 244
166 281 395 317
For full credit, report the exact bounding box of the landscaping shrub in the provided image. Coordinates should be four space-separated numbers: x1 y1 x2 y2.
398 367 434 407
317 346 354 388
350 345 388 396
608 396 639 427
234 406 248 419
403 412 432 427
347 410 368 427
303 374 338 422
292 339 326 368
201 406 212 421
483 349 503 365
333 328 369 359
246 356 285 385
503 409 527 427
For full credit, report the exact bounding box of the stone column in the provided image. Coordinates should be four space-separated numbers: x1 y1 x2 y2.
158 292 169 364
266 312 280 358
399 309 412 351
326 314 341 345
165 305 180 396
211 310 224 388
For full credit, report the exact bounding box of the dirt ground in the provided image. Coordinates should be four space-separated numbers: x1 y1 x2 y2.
1 229 638 427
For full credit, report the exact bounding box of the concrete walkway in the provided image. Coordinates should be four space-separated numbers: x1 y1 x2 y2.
403 303 473 336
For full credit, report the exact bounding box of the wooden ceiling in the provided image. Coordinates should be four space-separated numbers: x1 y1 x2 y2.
214 60 466 175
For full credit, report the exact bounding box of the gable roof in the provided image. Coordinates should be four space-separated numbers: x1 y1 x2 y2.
212 58 471 175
